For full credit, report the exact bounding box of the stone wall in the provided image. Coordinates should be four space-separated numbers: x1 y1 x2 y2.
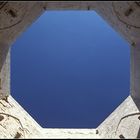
0 1 140 138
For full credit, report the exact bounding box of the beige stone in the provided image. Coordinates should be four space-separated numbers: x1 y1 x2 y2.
0 1 140 139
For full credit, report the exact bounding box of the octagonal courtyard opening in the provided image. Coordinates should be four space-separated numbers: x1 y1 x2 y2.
11 11 130 128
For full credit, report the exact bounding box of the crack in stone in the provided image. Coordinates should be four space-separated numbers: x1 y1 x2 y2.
0 112 25 138
115 112 140 135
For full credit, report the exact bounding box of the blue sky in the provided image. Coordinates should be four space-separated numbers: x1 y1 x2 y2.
11 11 130 128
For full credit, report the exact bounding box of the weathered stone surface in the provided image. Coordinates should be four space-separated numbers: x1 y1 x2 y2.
97 96 140 139
0 2 45 44
43 1 96 10
0 1 140 139
0 44 10 99
42 128 100 139
131 42 140 100
94 1 140 45
0 96 44 138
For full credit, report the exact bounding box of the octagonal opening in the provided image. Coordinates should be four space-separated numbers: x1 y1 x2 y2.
11 11 130 128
